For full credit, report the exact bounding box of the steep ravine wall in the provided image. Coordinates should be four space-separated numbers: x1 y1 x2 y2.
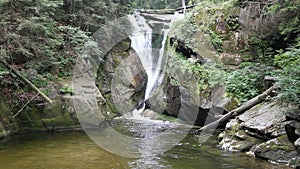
168 0 300 167
0 39 146 136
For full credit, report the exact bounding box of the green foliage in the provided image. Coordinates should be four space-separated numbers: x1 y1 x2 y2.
274 47 300 68
0 0 133 110
248 35 275 64
59 85 73 95
226 63 275 103
209 30 224 52
168 49 226 95
61 0 132 32
274 45 300 103
35 0 63 16
56 56 76 78
170 77 179 86
269 0 300 41
131 0 181 9
0 71 9 78
58 26 90 51
32 75 48 88
170 0 241 54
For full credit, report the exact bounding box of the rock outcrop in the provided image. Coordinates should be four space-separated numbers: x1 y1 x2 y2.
71 37 147 128
219 100 300 167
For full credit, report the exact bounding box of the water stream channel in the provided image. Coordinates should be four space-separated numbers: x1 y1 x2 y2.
0 131 292 169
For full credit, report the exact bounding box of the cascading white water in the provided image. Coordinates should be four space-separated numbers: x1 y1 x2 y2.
129 12 171 101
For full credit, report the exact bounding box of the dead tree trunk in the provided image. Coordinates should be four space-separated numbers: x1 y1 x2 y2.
0 58 53 103
198 83 280 132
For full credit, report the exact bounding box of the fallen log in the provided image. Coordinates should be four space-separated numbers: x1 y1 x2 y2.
139 9 176 14
176 5 195 11
198 83 281 132
0 58 53 103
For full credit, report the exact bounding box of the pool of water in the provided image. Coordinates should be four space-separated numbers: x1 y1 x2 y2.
0 122 293 169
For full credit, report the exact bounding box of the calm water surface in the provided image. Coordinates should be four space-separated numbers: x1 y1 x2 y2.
0 130 293 169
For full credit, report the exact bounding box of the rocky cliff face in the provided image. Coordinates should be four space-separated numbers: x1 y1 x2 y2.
218 100 300 167
96 39 147 119
147 49 229 125
0 37 147 134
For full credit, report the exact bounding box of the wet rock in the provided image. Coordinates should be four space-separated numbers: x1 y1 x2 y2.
237 101 290 138
253 135 299 165
141 109 160 119
136 100 145 110
285 120 300 142
219 119 261 152
219 99 300 167
110 38 131 53
295 138 300 152
178 102 219 126
286 110 300 122
110 52 147 113
157 74 229 125
161 77 181 117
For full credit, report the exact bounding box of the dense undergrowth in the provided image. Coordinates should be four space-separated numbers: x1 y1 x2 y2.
170 0 300 105
0 0 299 113
0 0 133 111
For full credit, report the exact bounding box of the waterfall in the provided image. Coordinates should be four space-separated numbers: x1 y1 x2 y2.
129 12 171 101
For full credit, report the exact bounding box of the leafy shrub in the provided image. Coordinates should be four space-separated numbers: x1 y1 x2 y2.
226 63 275 103
168 49 226 95
59 85 73 95
274 45 300 103
270 0 300 41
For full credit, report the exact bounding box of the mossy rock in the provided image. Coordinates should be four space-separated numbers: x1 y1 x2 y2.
15 106 46 131
219 119 262 152
111 38 131 53
0 122 8 138
253 135 299 165
41 115 76 128
0 96 19 135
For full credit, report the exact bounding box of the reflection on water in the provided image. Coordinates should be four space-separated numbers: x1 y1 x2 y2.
0 129 293 169
0 132 130 169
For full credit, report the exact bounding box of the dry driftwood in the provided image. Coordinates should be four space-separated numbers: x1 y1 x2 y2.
0 58 53 103
198 83 280 132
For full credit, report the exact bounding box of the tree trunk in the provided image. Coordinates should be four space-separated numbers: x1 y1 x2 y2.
182 0 186 14
198 83 280 132
0 58 53 103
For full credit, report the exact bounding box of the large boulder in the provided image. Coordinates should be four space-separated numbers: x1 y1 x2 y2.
219 99 300 167
285 120 300 143
148 55 229 125
253 135 300 166
237 101 289 138
110 51 147 114
72 39 147 126
219 119 262 152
